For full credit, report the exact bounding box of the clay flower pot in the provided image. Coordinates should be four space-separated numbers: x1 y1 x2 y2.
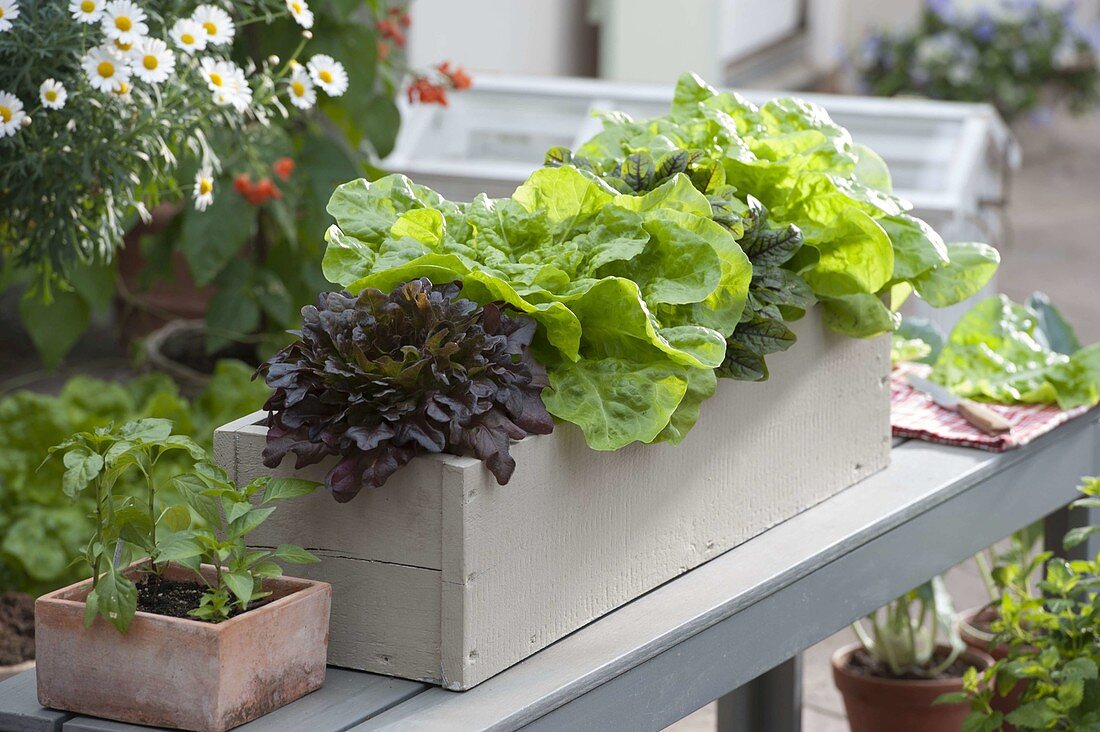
958 605 1024 730
35 563 331 732
832 643 994 732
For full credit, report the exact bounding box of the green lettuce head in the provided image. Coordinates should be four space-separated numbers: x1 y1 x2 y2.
322 167 752 450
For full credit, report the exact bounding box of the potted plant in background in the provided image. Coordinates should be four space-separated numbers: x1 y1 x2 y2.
832 576 995 731
856 0 1100 126
35 417 328 732
951 477 1099 731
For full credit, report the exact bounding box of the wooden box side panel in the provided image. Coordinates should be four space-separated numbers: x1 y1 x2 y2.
443 312 891 688
215 419 447 571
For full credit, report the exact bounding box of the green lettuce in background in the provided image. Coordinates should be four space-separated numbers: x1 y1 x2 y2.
932 294 1100 409
574 73 1000 338
323 168 752 451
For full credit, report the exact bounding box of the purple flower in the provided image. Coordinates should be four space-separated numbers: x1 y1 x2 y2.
1028 106 1054 126
927 0 954 22
974 15 996 43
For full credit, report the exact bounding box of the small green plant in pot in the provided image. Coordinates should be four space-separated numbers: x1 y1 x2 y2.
33 418 331 732
952 477 1099 732
832 576 995 732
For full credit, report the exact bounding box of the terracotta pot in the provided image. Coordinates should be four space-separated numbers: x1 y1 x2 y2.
35 563 331 732
832 643 994 732
958 605 1024 730
116 203 216 341
0 659 34 683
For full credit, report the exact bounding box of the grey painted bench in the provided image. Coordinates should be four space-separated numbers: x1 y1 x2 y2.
2 412 1097 732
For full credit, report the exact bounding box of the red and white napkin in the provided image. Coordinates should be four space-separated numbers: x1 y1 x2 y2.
891 363 1096 452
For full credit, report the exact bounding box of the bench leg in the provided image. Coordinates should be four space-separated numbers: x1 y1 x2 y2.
1045 499 1099 561
715 655 801 732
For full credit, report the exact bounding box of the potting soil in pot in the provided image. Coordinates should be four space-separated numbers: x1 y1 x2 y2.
0 592 35 665
134 577 271 620
846 647 976 681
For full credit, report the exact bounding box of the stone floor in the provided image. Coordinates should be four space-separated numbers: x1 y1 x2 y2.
666 110 1100 731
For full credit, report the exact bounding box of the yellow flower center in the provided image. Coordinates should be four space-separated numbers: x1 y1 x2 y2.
291 80 305 96
115 40 132 51
203 21 216 35
45 90 58 102
98 61 116 78
0 106 10 123
81 0 95 12
209 72 223 87
199 179 213 195
115 82 130 95
0 8 5 19
143 55 158 70
291 2 302 13
319 70 333 83
181 32 195 44
116 16 132 32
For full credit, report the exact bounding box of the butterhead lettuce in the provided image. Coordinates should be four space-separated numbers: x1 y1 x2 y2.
323 167 752 450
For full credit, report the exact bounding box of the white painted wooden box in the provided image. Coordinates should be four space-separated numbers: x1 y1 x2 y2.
214 310 891 690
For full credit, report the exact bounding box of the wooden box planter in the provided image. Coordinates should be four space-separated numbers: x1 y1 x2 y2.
215 311 891 690
35 563 331 732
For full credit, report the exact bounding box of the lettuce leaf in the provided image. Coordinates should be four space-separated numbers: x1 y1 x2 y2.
323 167 752 450
575 72 999 339
932 295 1100 409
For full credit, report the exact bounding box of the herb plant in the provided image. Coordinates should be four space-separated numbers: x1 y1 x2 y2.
851 575 967 678
46 418 316 630
0 361 268 596
322 168 752 451
858 0 1100 123
932 293 1100 409
257 279 554 500
949 478 1099 731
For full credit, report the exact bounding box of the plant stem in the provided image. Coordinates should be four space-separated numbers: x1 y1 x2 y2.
975 550 998 603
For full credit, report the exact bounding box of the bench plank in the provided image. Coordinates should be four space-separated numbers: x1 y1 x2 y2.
0 670 72 732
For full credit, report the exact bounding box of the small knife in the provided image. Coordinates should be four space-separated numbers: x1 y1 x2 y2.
906 374 1013 436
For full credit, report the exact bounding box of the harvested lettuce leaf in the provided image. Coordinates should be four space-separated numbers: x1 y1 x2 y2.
932 294 1100 409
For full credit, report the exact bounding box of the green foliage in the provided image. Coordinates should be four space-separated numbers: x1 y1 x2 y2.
851 575 967 678
932 293 1100 409
322 168 753 450
858 2 1100 122
955 479 1100 730
566 73 998 340
46 420 316 630
0 361 269 596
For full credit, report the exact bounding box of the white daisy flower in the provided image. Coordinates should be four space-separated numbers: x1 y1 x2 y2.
102 0 148 46
192 4 234 46
0 91 25 137
287 66 316 110
69 0 102 24
111 79 134 103
307 54 347 97
201 57 251 112
0 0 20 32
39 79 67 110
193 168 214 211
130 37 174 83
81 45 132 94
170 18 207 53
113 37 135 53
286 0 313 29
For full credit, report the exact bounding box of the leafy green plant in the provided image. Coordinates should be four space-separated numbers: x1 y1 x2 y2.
851 575 967 678
949 478 1099 731
932 293 1100 409
46 418 317 630
545 146 814 381
567 73 1000 340
0 360 268 596
858 0 1100 123
322 168 753 451
257 279 554 500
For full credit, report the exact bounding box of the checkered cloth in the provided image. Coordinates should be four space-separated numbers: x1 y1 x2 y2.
891 363 1097 452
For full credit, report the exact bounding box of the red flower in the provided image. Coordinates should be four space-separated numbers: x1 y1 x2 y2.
273 157 295 181
438 61 472 90
377 40 390 62
256 177 282 201
376 18 406 47
407 76 448 106
388 6 411 27
233 173 251 194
